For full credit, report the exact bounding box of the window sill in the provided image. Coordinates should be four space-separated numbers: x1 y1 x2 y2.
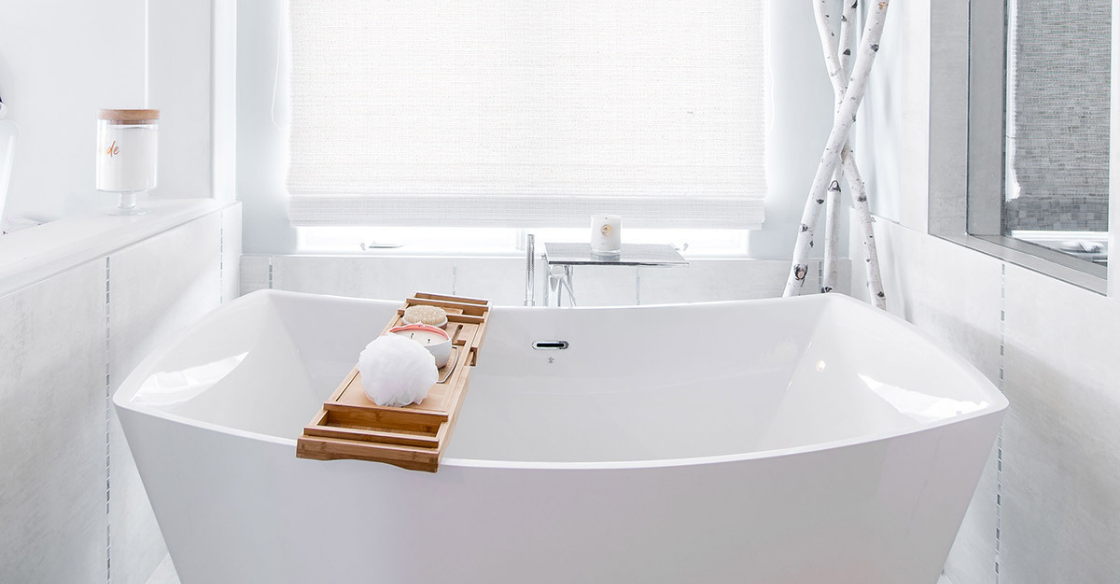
935 233 1107 295
295 226 751 259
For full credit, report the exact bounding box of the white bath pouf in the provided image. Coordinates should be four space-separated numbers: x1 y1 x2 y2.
358 334 438 407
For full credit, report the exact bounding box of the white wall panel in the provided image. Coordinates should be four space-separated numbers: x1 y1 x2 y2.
0 261 107 583
1000 265 1120 584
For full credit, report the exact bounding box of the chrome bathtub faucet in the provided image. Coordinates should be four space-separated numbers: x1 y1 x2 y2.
540 242 688 307
547 265 578 308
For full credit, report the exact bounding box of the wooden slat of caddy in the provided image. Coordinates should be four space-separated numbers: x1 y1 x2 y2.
301 421 441 449
415 292 488 306
297 435 439 472
411 293 489 314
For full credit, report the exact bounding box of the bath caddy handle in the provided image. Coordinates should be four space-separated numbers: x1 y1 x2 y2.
438 346 459 383
296 292 492 473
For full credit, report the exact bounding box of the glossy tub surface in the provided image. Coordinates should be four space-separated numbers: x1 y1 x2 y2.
114 290 1006 584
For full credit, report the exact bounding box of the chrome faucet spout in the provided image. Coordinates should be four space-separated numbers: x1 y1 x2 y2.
547 265 577 307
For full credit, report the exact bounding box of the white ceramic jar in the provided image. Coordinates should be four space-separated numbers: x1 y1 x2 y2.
96 109 159 193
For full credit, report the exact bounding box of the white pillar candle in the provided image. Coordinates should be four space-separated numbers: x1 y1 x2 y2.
96 109 159 193
591 214 622 254
390 324 453 368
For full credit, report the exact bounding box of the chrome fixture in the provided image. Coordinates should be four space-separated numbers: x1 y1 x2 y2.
532 340 570 350
546 265 578 307
359 240 404 251
525 234 536 306
541 242 689 307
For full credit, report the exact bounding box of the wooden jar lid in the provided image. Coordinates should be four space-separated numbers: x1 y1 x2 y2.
98 109 160 124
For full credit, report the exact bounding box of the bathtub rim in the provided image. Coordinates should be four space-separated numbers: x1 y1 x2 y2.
113 289 1009 472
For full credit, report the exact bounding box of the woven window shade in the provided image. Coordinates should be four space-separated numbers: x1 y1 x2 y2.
287 0 768 229
1006 0 1111 231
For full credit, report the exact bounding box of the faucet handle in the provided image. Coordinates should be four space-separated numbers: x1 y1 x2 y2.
524 234 536 306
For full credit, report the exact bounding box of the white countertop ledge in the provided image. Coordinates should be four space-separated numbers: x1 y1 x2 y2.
0 199 231 297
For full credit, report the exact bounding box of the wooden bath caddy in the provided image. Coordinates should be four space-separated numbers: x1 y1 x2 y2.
296 293 492 472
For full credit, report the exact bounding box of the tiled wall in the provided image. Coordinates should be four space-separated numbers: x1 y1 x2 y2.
852 217 1120 584
0 205 239 584
0 261 108 583
240 254 850 306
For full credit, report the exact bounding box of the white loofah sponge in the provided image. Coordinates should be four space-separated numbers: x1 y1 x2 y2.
358 334 438 407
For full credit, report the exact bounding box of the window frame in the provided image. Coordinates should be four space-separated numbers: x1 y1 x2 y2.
928 0 1117 296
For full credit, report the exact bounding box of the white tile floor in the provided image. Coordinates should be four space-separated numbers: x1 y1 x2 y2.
144 554 953 584
144 555 179 584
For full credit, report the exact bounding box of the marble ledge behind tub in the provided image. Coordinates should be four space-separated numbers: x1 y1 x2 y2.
0 199 230 298
239 255 851 306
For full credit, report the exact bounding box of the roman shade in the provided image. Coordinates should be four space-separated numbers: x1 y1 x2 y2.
1005 0 1111 231
287 0 768 228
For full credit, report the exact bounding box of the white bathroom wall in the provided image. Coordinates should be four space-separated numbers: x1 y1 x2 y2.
852 1 1120 582
0 2 237 582
240 255 846 306
853 216 1120 584
147 2 214 201
0 205 239 584
0 261 108 584
0 0 146 221
0 0 223 222
212 0 239 206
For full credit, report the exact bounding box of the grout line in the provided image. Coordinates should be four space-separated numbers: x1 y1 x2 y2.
104 256 112 584
219 214 225 303
143 0 150 108
267 257 274 290
636 268 642 305
451 264 458 295
995 262 1006 583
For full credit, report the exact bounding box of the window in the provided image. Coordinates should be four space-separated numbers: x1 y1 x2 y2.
285 0 768 230
297 226 748 256
965 0 1111 283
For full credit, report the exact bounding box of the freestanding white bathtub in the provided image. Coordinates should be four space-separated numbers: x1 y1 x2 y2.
114 290 1006 584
